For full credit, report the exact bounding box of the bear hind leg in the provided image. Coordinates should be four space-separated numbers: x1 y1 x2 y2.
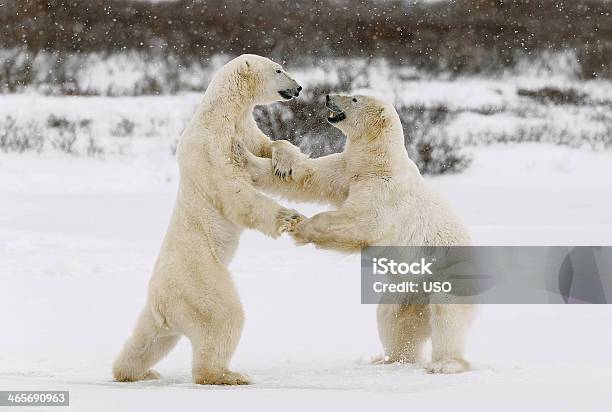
376 304 431 364
113 305 180 382
187 326 250 385
175 290 250 385
426 303 474 374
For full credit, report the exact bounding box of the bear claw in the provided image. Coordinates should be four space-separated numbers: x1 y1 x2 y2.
277 208 305 234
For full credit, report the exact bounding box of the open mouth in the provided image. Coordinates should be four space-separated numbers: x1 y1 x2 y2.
326 99 346 123
278 90 296 100
327 109 346 123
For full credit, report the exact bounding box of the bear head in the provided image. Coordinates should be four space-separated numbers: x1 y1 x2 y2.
229 54 302 105
324 93 397 140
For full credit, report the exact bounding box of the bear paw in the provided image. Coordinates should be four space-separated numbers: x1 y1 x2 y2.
288 219 316 246
194 369 251 386
272 140 303 181
276 208 305 235
424 358 470 374
113 368 160 382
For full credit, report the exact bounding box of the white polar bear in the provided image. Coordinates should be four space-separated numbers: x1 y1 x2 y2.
112 54 305 385
238 94 474 373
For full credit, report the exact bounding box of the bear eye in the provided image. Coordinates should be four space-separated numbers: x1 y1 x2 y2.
276 69 282 74
352 98 357 103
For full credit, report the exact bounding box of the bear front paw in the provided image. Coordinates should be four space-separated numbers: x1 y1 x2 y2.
288 219 315 245
272 140 303 181
276 208 305 235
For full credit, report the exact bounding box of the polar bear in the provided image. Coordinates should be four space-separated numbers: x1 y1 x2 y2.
112 54 305 385
237 94 474 373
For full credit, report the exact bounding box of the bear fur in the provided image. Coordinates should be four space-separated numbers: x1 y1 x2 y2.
112 54 304 385
238 94 474 373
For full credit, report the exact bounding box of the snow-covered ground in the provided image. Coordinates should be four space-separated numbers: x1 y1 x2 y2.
2 142 612 410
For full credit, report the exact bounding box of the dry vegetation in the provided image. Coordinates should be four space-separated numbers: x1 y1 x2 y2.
1 0 611 78
1 0 610 175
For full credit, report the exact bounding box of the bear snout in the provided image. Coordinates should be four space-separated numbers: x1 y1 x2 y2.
278 87 301 100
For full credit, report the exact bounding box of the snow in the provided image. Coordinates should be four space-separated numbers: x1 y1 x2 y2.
2 144 612 411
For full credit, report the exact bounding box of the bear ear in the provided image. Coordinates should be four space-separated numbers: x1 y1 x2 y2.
237 58 251 76
378 107 389 126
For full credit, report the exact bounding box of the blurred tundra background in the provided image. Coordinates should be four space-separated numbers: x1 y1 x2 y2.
1 0 611 173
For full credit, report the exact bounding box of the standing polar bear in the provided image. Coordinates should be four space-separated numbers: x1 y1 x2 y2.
113 54 304 385
238 94 474 373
